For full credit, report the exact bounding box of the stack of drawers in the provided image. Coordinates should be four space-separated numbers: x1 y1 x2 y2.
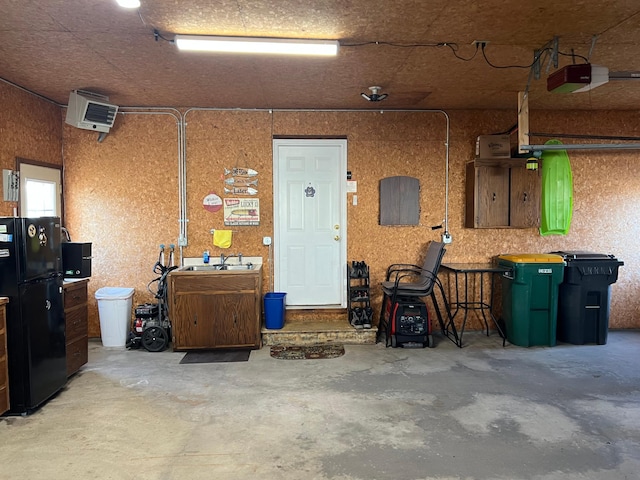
63 280 89 377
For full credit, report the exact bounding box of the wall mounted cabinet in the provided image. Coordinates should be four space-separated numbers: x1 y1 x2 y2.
465 159 540 228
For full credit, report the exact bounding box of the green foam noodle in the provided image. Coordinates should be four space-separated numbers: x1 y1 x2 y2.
540 139 573 236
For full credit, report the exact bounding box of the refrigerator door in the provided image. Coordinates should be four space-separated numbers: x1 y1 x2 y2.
19 217 62 281
8 277 66 413
0 217 19 293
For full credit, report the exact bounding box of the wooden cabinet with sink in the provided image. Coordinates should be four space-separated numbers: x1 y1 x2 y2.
63 279 89 377
169 267 263 350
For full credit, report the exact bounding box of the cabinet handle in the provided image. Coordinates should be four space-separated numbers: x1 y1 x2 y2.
492 192 496 201
523 192 528 202
194 314 198 326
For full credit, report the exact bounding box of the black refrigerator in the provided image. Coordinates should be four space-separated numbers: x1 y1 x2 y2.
0 217 66 415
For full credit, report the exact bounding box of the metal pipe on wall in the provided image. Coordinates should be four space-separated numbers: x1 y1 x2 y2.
118 108 185 263
182 107 452 244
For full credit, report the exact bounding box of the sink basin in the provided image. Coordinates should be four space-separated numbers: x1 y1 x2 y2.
222 264 255 270
181 265 222 271
180 263 255 272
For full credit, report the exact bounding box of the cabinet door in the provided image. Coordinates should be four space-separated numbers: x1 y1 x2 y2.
172 293 217 349
212 293 258 348
469 165 509 227
510 167 540 227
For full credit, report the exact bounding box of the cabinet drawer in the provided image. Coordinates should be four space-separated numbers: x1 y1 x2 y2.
171 274 258 293
66 336 88 376
64 283 88 309
65 305 88 340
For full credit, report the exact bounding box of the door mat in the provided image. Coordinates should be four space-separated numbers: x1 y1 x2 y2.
270 344 345 360
180 349 251 364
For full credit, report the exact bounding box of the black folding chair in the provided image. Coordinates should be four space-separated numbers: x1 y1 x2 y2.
378 241 459 346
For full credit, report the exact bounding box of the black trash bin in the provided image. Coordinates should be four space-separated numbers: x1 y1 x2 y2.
551 251 624 345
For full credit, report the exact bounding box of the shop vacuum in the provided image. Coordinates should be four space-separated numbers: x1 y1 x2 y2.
127 244 177 352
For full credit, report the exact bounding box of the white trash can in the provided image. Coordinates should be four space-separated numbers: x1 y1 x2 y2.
95 287 135 347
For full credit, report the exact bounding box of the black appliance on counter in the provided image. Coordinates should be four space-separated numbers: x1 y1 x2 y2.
62 242 92 278
0 217 66 415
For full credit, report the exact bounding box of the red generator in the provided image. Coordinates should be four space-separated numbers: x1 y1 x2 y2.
386 297 433 348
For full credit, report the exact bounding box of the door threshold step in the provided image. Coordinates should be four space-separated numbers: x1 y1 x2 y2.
262 318 377 346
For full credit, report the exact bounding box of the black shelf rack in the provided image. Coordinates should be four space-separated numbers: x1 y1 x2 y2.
348 261 372 329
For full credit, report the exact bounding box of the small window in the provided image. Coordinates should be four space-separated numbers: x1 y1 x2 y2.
25 179 57 217
18 159 62 219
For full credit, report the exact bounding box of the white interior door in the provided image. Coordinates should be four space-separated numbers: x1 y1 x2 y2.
273 139 347 307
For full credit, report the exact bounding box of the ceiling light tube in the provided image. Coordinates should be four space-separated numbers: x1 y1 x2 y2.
116 0 141 8
174 35 339 56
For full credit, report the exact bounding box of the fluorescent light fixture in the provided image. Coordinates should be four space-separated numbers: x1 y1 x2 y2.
174 35 339 56
116 0 140 8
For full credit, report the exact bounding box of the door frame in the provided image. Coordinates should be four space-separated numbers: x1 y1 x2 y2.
272 138 348 308
17 157 63 220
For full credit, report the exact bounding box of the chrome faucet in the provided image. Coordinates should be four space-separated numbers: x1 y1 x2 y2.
220 252 242 264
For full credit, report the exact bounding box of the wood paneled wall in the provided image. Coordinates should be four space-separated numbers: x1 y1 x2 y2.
0 82 62 217
2 84 638 335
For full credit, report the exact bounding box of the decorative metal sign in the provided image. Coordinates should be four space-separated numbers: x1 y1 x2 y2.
305 185 316 198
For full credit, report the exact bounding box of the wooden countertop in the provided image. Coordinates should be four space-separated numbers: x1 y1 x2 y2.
0 297 8 306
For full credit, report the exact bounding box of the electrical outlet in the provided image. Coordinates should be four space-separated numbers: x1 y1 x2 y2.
472 40 489 48
442 232 453 244
263 236 272 246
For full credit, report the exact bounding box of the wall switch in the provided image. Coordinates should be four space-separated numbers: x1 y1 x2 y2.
352 195 358 205
263 236 272 246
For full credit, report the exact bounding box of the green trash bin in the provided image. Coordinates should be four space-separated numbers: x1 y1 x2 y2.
497 254 565 347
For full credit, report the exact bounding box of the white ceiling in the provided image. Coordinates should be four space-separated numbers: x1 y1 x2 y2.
2 0 640 110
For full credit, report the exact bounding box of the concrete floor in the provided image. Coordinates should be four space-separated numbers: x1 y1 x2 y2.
1 331 640 480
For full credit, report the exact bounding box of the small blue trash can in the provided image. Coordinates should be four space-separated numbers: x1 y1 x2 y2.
264 292 286 329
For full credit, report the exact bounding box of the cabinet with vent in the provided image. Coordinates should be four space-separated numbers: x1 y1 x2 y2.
465 159 540 228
